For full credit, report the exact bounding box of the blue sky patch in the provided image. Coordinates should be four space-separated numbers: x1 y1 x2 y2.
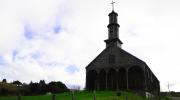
24 26 36 40
66 65 79 74
31 52 42 59
12 50 18 61
53 25 61 33
0 55 6 65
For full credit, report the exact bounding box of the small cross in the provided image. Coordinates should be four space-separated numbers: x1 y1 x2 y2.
110 0 115 11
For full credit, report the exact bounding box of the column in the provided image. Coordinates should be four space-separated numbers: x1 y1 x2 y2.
144 67 147 91
105 70 108 90
116 69 119 91
126 69 129 90
97 71 100 90
86 71 88 90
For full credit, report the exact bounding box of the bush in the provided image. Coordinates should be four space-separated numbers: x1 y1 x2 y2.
0 82 18 96
0 80 69 96
47 81 69 93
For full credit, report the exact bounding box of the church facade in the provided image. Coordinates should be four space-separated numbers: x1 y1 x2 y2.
85 10 160 95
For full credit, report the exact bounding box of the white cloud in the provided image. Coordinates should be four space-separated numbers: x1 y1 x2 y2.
0 0 180 91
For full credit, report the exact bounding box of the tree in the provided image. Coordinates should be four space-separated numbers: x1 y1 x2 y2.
39 80 45 84
0 82 18 95
29 82 41 94
0 80 69 96
47 81 69 93
39 80 47 94
2 79 7 83
12 80 22 86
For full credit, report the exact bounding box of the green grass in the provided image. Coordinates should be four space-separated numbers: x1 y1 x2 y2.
0 91 147 100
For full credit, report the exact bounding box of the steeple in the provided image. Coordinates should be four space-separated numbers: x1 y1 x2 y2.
111 1 115 11
105 2 123 48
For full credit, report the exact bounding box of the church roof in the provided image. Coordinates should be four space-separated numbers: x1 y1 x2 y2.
85 46 147 69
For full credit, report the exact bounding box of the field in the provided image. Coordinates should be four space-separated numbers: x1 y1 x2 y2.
0 91 147 100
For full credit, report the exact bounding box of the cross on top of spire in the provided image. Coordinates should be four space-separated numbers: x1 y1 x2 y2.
110 0 115 11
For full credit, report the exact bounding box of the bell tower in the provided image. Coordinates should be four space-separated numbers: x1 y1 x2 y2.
105 1 123 48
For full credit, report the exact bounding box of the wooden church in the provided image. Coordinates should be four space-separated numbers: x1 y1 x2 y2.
85 6 160 96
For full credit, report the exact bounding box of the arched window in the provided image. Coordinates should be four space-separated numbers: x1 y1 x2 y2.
86 70 97 90
109 55 116 64
128 66 145 90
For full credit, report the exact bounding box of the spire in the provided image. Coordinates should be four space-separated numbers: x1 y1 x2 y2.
110 0 115 11
104 1 123 48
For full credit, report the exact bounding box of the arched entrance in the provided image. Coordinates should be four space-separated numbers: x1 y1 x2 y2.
107 68 117 90
128 66 145 90
87 70 97 90
118 68 127 90
99 69 106 90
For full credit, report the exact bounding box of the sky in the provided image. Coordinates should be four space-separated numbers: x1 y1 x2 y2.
0 0 180 91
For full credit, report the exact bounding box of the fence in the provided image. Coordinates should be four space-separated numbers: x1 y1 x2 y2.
16 91 155 100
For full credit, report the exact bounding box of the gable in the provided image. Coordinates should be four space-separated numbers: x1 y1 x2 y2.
86 46 146 70
117 47 146 66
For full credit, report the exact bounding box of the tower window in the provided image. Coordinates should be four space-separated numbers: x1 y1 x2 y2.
109 55 116 64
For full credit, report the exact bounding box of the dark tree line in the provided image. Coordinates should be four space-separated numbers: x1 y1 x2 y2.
0 79 69 96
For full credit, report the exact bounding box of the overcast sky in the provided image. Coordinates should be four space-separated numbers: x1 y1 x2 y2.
0 0 180 91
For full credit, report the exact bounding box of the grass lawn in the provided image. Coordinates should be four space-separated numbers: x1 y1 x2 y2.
0 91 148 100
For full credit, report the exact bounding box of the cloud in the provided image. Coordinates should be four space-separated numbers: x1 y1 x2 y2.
66 65 80 74
0 15 23 53
0 0 88 88
0 0 180 91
